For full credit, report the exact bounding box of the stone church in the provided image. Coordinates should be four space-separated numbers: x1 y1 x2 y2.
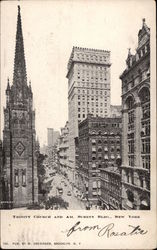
2 6 38 208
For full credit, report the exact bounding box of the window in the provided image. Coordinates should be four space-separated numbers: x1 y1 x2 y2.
98 147 102 152
92 173 96 177
78 114 80 118
110 147 114 152
127 190 134 202
128 156 134 167
138 69 142 82
14 169 19 187
22 169 26 186
142 139 150 154
131 75 135 87
92 139 96 145
83 114 85 118
142 156 150 169
128 140 134 153
139 175 144 188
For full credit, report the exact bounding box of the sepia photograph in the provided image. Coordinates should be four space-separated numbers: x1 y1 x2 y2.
0 0 155 213
1 0 156 249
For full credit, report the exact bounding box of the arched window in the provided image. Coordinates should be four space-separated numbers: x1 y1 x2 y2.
127 190 134 202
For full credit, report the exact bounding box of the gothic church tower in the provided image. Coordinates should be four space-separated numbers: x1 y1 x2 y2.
3 6 38 208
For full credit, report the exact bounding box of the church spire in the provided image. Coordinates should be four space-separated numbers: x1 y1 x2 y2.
13 5 27 86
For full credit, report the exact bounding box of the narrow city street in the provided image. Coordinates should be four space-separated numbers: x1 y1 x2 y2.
46 169 86 210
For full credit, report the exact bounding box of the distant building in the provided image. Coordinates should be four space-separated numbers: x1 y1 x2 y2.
58 121 69 177
47 128 60 147
40 144 47 155
66 46 111 182
78 115 122 205
120 19 150 210
110 105 122 118
2 6 38 208
47 128 54 147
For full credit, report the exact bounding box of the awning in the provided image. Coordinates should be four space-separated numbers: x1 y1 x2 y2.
92 148 96 152
93 181 97 188
92 191 97 195
92 163 96 168
92 139 96 143
104 155 108 160
111 155 115 159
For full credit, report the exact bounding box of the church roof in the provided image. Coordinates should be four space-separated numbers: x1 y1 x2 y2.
13 5 27 87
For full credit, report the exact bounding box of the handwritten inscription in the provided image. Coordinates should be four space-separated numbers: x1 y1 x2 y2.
66 221 148 238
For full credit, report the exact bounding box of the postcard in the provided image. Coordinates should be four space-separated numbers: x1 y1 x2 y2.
0 0 156 249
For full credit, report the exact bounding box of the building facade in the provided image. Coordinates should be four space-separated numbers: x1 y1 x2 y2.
110 105 122 118
58 121 70 177
78 115 122 205
47 128 60 147
47 128 54 147
66 47 111 181
120 19 150 210
2 6 38 208
100 167 121 210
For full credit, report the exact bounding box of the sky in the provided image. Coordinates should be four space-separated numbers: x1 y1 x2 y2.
0 0 155 146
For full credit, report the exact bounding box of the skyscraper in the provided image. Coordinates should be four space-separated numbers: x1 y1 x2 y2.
2 6 38 208
47 128 54 147
47 128 60 147
66 47 111 181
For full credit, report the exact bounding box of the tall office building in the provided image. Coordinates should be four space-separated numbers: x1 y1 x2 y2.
47 128 60 147
66 47 111 181
120 19 150 210
47 128 54 147
78 115 122 206
2 6 38 208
